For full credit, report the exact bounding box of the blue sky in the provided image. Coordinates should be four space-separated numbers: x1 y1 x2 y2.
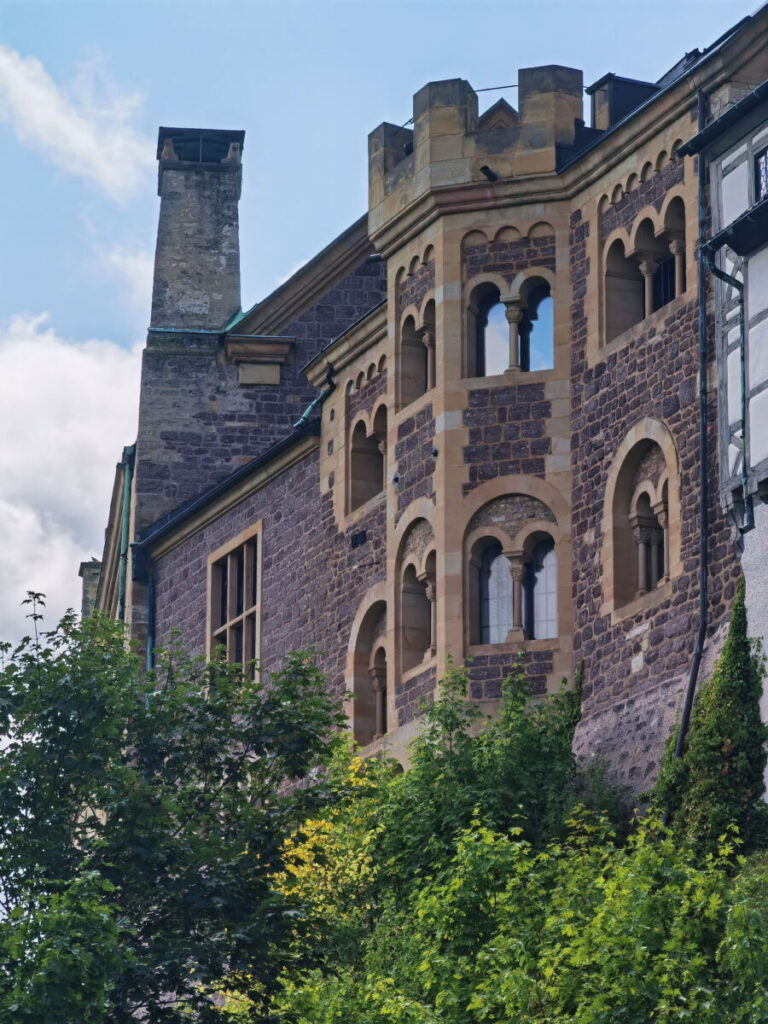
0 0 759 638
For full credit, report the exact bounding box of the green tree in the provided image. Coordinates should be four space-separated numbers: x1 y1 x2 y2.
655 578 768 854
0 599 345 1023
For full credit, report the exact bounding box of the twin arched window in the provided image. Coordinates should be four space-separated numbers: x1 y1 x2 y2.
604 197 687 343
471 535 558 644
398 300 435 409
605 434 675 611
349 406 387 512
468 279 554 377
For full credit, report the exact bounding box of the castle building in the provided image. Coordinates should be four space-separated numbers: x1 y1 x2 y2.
88 8 768 791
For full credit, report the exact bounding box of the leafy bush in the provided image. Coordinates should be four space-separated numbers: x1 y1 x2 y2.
654 578 768 854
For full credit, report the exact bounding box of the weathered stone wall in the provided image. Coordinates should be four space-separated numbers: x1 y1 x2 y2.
462 234 556 283
568 207 740 792
347 368 387 422
469 649 553 699
397 260 435 314
151 162 242 331
395 664 436 726
599 161 684 240
463 384 552 494
394 404 435 517
135 258 386 531
153 446 386 700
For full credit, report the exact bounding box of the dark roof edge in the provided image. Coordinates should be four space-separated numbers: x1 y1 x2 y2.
558 15 753 174
300 298 388 375
585 73 658 96
678 78 768 156
228 213 370 333
135 419 321 554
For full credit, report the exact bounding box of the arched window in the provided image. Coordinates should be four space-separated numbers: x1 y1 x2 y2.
350 602 387 745
524 537 557 639
605 238 644 341
399 315 428 408
422 299 436 391
519 281 554 371
629 491 666 596
401 563 432 672
349 409 386 512
468 283 507 377
479 540 513 644
606 434 675 610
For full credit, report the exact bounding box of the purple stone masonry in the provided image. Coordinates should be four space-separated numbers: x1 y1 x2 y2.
469 650 552 699
135 258 386 531
568 207 740 790
347 369 387 423
396 260 435 314
462 384 552 495
599 161 684 240
462 234 556 284
152 448 387 702
395 665 436 726
395 404 435 517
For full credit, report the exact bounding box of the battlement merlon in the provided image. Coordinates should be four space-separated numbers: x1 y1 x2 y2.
367 68 583 242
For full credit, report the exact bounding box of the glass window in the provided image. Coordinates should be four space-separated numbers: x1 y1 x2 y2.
755 147 768 203
209 528 261 674
525 538 557 640
479 541 513 644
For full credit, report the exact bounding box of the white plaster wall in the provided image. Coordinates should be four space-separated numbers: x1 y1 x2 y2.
742 500 768 790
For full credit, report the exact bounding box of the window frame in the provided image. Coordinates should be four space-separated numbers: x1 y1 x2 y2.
206 521 263 673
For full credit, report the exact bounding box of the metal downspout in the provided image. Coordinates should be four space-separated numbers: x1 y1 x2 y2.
673 94 711 762
293 363 336 429
704 246 755 533
117 445 135 622
145 571 156 673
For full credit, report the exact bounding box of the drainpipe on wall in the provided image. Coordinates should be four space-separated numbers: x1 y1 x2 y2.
672 93 712 763
145 571 156 674
117 444 135 622
703 243 755 534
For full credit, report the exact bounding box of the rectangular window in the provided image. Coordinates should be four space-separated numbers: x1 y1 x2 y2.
207 523 262 674
755 148 768 203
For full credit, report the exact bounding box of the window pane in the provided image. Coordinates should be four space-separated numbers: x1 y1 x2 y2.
756 149 768 202
480 543 513 643
234 547 244 617
217 558 228 628
531 539 557 640
483 303 508 377
528 294 554 370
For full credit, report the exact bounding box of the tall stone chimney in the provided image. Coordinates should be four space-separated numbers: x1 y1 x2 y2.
151 127 244 329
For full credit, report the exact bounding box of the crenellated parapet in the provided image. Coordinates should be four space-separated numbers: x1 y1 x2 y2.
368 68 583 246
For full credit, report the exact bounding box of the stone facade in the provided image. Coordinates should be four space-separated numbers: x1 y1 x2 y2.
91 13 768 785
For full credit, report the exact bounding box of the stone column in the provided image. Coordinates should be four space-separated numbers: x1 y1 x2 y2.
418 325 436 390
369 663 387 738
654 503 670 582
631 517 663 595
504 552 527 642
503 302 524 372
669 238 685 297
418 571 437 656
638 257 658 318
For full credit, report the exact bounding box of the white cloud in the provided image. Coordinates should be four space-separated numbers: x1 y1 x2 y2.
0 46 154 201
0 313 142 643
102 244 154 314
275 258 308 287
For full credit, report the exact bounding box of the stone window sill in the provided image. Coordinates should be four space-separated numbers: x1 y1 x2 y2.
602 579 672 625
601 289 694 357
468 637 559 656
462 367 556 388
345 489 386 527
400 653 436 685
